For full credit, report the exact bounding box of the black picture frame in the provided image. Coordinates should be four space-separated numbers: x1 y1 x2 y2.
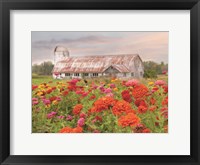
0 0 200 164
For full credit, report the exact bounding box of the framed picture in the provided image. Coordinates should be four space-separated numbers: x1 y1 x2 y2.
0 0 200 164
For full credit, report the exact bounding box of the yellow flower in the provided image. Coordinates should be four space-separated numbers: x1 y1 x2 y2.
38 84 45 89
37 92 43 96
148 82 154 86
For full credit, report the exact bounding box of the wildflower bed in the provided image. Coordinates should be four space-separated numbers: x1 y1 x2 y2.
32 76 168 133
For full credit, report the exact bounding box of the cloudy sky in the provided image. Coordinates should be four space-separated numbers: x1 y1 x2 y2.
32 31 168 64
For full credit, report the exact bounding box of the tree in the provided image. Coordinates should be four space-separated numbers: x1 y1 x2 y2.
32 61 54 75
143 61 168 78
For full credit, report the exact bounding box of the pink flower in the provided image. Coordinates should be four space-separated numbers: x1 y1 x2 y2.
110 84 116 88
32 98 38 101
77 118 85 127
57 115 65 119
47 111 57 119
106 93 114 97
56 97 62 101
76 90 83 95
99 85 105 92
104 88 112 94
125 79 139 87
82 92 88 97
155 80 166 86
32 98 39 105
162 70 167 74
42 99 51 105
92 119 97 123
93 130 100 133
32 101 39 105
66 115 73 121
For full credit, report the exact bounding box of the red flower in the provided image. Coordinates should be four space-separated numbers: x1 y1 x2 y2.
49 96 57 102
80 113 86 118
89 95 96 100
121 90 132 103
162 85 168 93
62 90 69 96
142 128 151 133
95 116 102 122
150 97 156 105
32 85 38 91
138 105 148 114
162 96 168 106
161 107 168 119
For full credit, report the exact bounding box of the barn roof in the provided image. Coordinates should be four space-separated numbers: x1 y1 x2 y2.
52 54 140 73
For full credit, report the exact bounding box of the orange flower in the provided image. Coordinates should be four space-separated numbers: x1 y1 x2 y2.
93 97 116 112
112 100 134 116
149 105 157 112
118 113 140 128
72 126 83 133
132 84 148 99
59 126 83 133
72 104 83 115
59 126 72 133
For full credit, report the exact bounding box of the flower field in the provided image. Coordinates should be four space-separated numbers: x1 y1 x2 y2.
32 76 168 133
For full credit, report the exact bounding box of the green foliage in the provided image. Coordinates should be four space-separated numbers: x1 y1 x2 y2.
32 61 54 75
143 61 168 78
144 70 157 78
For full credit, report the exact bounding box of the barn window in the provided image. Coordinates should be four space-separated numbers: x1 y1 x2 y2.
93 73 98 77
65 73 70 76
74 73 80 76
83 73 89 76
131 72 134 77
123 73 126 77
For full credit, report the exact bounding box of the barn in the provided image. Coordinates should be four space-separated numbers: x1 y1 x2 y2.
52 46 144 79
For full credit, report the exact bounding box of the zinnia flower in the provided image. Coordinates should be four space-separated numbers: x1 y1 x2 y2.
77 118 85 127
138 105 148 114
132 84 148 99
125 79 139 87
66 115 73 121
112 100 134 116
118 113 140 128
155 80 166 86
104 88 112 94
121 90 132 103
47 111 57 119
72 104 83 115
92 97 116 113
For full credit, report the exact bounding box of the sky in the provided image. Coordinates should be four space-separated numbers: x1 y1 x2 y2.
32 31 168 64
